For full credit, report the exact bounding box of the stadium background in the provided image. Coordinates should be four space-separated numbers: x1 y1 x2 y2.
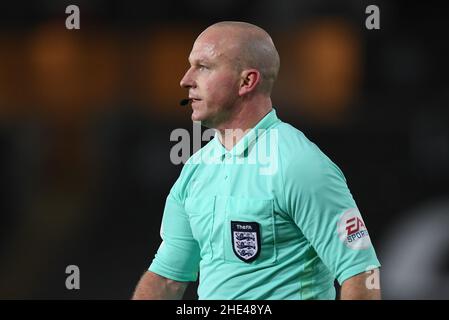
0 0 448 299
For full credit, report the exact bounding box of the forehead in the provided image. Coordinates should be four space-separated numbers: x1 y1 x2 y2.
189 39 221 63
188 29 238 64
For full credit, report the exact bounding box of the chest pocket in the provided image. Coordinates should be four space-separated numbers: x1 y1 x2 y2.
185 196 216 258
224 197 277 265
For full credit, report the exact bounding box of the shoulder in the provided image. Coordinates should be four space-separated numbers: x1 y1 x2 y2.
185 137 217 166
169 138 216 200
275 121 345 183
176 137 217 183
275 122 323 163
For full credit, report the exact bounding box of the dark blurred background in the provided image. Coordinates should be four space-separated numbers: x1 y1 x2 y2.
0 0 448 299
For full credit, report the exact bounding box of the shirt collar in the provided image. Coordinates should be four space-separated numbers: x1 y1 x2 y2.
210 108 281 160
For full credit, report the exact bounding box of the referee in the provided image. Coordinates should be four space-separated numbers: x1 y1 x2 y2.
133 21 381 300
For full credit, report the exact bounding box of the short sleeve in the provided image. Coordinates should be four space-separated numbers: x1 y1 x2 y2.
282 143 381 285
148 181 201 282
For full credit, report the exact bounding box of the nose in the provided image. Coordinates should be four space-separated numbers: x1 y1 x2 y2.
180 67 195 89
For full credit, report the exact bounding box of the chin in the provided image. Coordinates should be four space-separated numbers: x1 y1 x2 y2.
191 112 213 128
191 108 205 120
191 111 202 122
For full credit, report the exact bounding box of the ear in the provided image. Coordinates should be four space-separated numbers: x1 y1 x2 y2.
238 69 261 96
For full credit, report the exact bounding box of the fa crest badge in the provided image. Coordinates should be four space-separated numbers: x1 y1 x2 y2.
231 221 260 262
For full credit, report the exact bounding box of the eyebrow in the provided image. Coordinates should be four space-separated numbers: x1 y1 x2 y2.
188 57 211 65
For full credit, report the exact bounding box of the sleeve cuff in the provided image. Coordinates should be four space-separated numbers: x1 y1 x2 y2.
149 260 198 282
336 263 381 285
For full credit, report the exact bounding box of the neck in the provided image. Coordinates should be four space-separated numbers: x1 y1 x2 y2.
216 95 272 151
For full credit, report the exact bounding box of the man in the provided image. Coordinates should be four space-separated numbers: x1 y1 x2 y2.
133 21 381 300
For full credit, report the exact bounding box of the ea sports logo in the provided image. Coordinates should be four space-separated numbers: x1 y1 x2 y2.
337 208 372 249
346 217 365 236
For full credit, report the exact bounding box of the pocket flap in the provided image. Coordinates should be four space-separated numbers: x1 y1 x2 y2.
229 197 273 217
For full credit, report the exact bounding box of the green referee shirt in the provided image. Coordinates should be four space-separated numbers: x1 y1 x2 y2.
149 108 381 300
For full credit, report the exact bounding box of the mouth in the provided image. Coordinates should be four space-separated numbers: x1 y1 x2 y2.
190 98 201 107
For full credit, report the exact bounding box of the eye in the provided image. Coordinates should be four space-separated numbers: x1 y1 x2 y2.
198 64 208 71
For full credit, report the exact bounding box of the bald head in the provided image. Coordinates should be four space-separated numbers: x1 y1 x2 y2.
197 21 280 95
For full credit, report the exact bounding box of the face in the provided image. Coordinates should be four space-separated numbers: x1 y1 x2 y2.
180 29 242 128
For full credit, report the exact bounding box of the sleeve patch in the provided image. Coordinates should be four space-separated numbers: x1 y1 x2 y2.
337 208 372 250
